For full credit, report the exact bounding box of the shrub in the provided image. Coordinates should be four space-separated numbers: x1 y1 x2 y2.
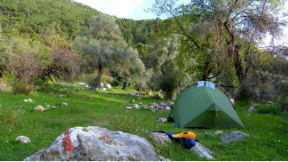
0 106 21 127
35 81 61 93
156 75 178 99
111 78 121 87
87 76 95 88
256 105 282 116
12 79 34 95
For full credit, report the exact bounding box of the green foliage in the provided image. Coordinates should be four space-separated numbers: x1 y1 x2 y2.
12 79 34 95
0 0 100 39
0 105 20 127
35 81 61 93
256 105 282 116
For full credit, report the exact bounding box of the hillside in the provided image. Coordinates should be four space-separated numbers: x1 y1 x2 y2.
0 0 100 39
0 0 167 46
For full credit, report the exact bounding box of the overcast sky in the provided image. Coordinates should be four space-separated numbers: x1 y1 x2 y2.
73 0 288 47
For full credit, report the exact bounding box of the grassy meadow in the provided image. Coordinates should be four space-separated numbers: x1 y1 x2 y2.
0 83 287 161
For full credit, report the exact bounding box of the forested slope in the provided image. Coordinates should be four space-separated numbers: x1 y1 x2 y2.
0 0 100 39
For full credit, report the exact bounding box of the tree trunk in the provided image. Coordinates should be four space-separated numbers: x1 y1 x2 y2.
122 82 127 91
233 44 250 100
201 61 212 81
94 63 103 89
233 44 245 82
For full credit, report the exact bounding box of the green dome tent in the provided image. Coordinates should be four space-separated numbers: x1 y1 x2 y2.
171 82 244 129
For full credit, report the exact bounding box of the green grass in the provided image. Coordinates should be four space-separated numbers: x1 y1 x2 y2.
0 84 287 161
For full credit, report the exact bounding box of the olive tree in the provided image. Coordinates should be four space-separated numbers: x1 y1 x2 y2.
74 14 144 89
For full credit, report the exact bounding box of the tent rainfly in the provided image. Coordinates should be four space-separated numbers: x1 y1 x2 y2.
171 82 244 129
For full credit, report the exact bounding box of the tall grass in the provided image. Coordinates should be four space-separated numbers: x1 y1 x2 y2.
0 105 21 127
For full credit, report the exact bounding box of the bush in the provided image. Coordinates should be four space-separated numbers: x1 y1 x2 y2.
256 105 282 116
35 81 61 93
87 76 95 88
0 105 21 127
111 78 121 87
12 79 34 95
156 75 178 99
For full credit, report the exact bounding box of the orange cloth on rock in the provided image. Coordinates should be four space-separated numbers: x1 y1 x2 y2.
172 132 196 139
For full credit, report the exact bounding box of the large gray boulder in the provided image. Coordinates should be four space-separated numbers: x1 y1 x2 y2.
221 131 250 143
24 126 158 161
190 142 214 160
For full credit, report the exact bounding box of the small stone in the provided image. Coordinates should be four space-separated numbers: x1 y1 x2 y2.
247 114 250 116
214 131 223 135
59 95 63 97
85 85 90 89
101 88 107 91
126 107 132 109
138 97 142 100
139 102 142 104
267 101 274 104
24 99 28 102
205 133 212 139
52 106 56 108
165 106 171 111
34 105 46 112
16 136 31 143
62 102 68 106
28 99 33 102
133 104 140 109
130 99 135 103
248 106 255 112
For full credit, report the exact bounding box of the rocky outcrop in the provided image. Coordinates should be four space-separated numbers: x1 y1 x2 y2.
24 126 158 161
